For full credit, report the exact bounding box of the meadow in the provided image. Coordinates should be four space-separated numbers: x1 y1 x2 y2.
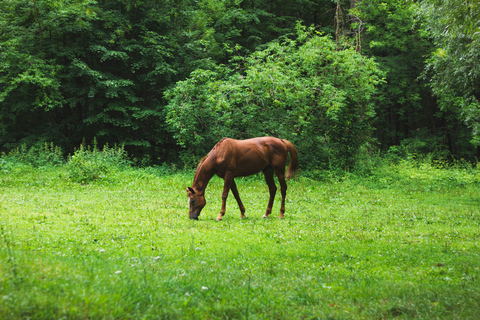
1 157 480 319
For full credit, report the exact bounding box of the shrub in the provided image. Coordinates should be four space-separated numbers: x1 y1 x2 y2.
165 24 384 170
66 141 130 184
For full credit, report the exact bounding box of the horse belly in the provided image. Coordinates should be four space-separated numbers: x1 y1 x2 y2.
234 153 269 177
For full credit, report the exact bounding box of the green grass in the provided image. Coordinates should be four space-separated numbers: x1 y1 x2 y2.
1 162 480 319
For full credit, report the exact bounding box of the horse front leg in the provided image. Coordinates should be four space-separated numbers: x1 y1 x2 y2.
217 174 233 221
230 180 246 218
262 167 277 218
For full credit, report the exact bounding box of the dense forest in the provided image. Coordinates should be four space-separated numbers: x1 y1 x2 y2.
1 0 479 169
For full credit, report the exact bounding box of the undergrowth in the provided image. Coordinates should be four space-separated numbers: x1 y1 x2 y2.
1 141 478 186
0 143 63 172
0 140 131 184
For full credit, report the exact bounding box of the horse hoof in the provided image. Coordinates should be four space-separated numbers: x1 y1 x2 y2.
262 214 268 219
279 214 284 219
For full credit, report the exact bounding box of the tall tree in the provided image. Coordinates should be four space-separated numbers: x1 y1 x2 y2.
350 0 434 147
1 0 340 162
0 0 95 148
420 0 480 147
0 0 178 156
350 0 478 158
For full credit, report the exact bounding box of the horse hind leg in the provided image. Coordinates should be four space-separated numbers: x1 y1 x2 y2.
262 167 277 219
275 170 287 219
230 180 246 218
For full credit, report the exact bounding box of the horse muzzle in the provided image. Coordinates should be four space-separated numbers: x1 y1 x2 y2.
189 211 201 220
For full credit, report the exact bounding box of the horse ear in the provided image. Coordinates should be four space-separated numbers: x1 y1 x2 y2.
186 187 195 195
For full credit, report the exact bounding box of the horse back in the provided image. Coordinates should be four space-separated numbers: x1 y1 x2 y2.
214 137 289 177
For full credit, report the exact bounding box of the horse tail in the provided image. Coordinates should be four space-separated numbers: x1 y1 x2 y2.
283 139 298 180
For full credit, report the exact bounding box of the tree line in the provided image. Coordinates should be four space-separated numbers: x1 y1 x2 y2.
1 0 479 169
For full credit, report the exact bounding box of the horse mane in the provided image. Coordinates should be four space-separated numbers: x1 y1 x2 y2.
210 138 227 153
193 138 227 182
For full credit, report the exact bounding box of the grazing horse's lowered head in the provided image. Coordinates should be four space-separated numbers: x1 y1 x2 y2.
185 137 298 221
186 187 206 220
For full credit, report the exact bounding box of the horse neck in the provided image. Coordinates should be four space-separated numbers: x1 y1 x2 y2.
192 156 216 193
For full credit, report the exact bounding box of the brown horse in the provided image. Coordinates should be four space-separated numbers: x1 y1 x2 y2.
186 137 298 220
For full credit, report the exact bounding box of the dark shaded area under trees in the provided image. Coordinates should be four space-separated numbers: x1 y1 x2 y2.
1 0 479 168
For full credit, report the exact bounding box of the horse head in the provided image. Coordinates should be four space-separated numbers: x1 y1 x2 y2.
186 187 206 220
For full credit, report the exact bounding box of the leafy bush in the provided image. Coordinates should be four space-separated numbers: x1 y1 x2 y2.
66 141 130 184
165 24 384 170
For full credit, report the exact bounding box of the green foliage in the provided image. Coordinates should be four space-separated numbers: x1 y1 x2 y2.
66 140 130 184
0 0 478 165
420 0 480 146
0 0 338 161
0 0 97 149
0 0 184 155
166 25 384 169
350 0 440 149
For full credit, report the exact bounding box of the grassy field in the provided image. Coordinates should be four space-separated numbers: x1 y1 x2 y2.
1 161 480 319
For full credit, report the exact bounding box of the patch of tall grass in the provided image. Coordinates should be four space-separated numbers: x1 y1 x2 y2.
0 143 63 172
353 150 479 191
0 140 132 184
